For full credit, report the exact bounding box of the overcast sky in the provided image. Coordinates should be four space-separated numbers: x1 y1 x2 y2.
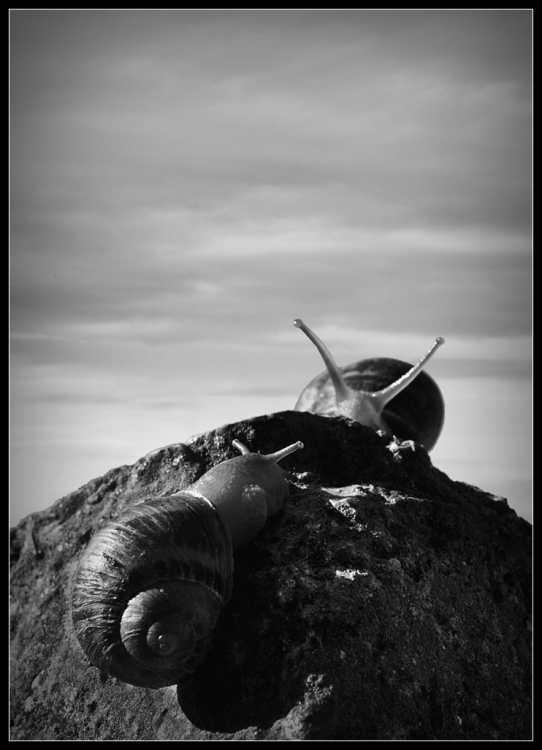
10 9 532 525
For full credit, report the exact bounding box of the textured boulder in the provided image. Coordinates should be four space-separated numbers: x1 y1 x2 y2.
10 411 531 740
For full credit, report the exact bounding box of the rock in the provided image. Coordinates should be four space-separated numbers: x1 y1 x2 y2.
10 411 531 740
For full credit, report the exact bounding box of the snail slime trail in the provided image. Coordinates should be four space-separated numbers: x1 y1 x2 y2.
71 439 303 688
293 318 445 452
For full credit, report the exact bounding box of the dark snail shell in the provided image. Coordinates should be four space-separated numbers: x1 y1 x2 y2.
294 358 445 453
71 493 233 689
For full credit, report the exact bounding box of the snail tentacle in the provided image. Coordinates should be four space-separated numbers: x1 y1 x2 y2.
372 337 445 407
294 318 352 402
232 439 251 455
262 440 305 464
234 437 304 463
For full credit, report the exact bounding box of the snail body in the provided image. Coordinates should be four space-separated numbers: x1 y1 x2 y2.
294 318 445 452
71 438 303 689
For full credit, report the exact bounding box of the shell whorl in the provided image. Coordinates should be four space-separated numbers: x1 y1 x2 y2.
71 493 233 688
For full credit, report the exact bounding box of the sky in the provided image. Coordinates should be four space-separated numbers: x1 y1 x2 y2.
10 9 532 526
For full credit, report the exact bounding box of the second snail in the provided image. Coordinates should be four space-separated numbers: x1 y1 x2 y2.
293 318 445 452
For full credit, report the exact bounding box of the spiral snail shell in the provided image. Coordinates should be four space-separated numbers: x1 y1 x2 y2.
71 438 303 689
293 318 445 452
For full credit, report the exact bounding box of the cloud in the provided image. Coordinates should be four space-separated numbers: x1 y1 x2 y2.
12 11 531 229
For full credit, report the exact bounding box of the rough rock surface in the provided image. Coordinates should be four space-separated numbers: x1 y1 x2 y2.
10 411 531 740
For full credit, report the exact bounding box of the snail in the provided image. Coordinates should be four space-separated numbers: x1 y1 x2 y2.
71 438 303 689
293 318 445 452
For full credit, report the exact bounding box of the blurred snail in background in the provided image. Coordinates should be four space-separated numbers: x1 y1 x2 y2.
293 318 445 452
71 438 303 689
